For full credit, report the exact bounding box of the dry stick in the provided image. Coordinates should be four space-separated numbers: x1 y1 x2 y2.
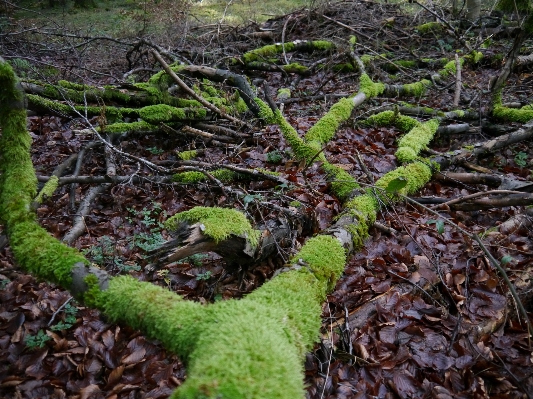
281 16 292 65
47 297 73 326
63 184 111 245
453 53 462 108
403 195 533 343
178 160 295 187
431 189 525 210
150 50 250 128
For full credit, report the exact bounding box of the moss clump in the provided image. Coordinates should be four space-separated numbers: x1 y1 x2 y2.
105 121 156 134
416 22 443 34
172 169 241 184
255 98 275 121
139 104 185 124
283 63 309 74
375 162 433 196
402 79 431 96
242 41 334 63
177 234 345 399
342 193 378 248
35 175 58 203
439 59 463 79
177 150 197 160
493 104 533 123
322 161 360 200
138 104 207 124
98 275 206 359
359 73 385 98
305 98 354 144
165 207 260 246
362 110 420 132
395 119 440 163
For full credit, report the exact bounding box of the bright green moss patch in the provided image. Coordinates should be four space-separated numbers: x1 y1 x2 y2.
375 162 433 196
290 235 345 290
177 150 198 160
138 104 206 124
402 79 431 96
395 119 439 163
359 73 385 98
99 275 206 359
362 110 420 132
35 176 58 203
305 98 354 144
283 63 309 74
493 104 533 123
165 206 260 246
175 301 306 399
439 59 463 79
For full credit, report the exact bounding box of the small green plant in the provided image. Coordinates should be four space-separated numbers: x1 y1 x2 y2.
0 278 9 290
131 231 166 252
83 236 140 273
266 150 283 164
515 151 528 167
147 146 164 155
196 270 213 281
25 330 51 350
179 253 208 267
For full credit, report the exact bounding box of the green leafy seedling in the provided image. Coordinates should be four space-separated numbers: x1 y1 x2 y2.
515 151 528 167
427 219 444 235
25 330 51 350
501 255 513 266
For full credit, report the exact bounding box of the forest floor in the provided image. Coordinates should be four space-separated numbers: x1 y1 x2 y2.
1 0 533 398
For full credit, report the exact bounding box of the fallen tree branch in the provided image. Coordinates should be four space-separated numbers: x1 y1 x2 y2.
151 50 251 128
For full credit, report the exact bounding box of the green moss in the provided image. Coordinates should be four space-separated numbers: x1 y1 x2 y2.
242 41 334 63
282 63 309 74
439 59 463 79
395 119 440 163
26 94 125 122
35 176 58 203
322 161 360 200
83 274 104 308
105 121 156 134
493 104 533 123
416 22 443 34
99 275 206 359
375 162 433 197
359 73 385 98
466 51 483 64
362 110 420 132
165 207 260 246
177 150 198 160
401 79 431 96
139 104 184 123
305 98 354 144
332 63 356 72
57 80 87 91
175 98 202 108
342 193 378 248
255 98 275 122
172 171 206 183
269 109 320 162
349 35 357 46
